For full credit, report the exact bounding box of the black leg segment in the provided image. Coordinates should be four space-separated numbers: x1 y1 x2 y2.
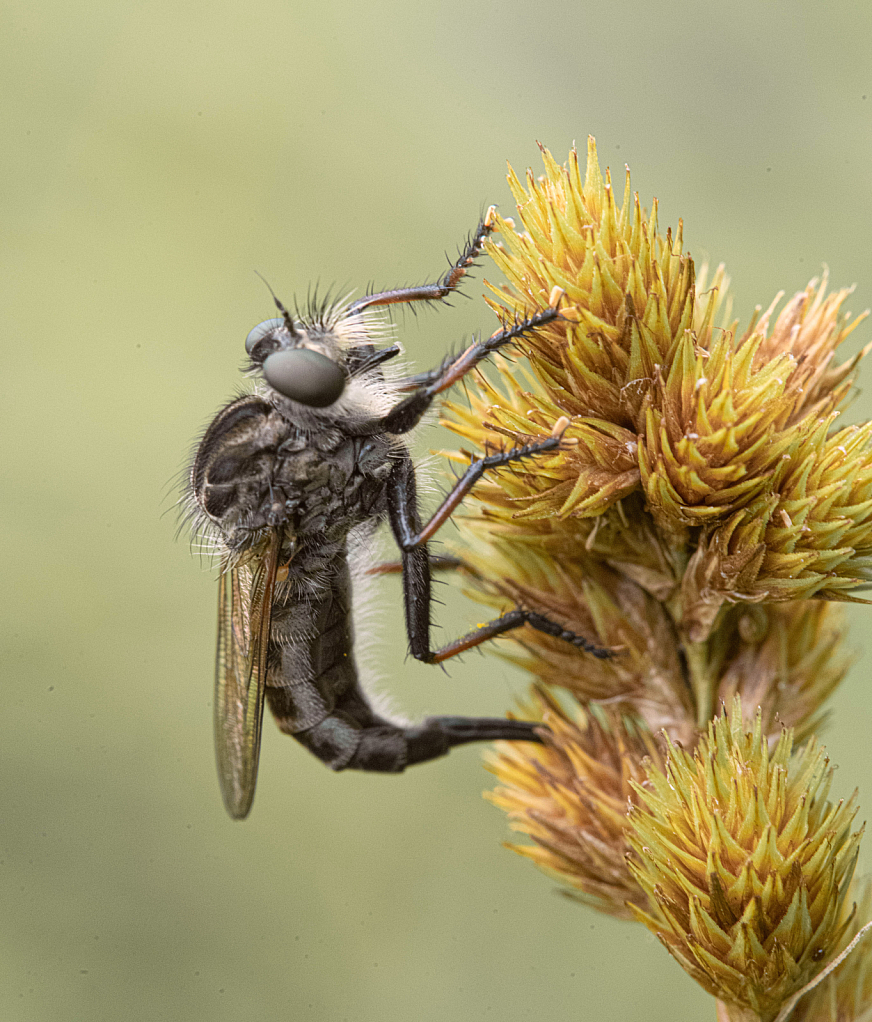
423 608 613 663
292 684 544 772
390 433 564 549
385 450 613 665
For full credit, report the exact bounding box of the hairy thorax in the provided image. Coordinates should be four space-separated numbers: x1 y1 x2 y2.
195 396 399 558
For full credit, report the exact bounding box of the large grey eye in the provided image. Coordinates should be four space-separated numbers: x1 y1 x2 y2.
244 318 285 356
263 349 346 407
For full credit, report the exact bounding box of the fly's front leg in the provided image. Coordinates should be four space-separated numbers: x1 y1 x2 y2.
386 449 613 665
377 302 563 436
348 208 497 315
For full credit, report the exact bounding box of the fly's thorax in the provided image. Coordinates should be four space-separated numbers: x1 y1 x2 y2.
190 396 282 551
191 293 407 571
272 430 399 541
193 384 405 546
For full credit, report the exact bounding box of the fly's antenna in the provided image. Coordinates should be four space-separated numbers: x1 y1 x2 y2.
254 270 300 339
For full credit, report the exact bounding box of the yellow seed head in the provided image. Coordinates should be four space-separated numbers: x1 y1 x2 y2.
444 140 872 623
455 141 870 1020
626 701 862 1022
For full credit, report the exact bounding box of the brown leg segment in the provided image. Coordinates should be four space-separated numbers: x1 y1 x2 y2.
348 209 496 314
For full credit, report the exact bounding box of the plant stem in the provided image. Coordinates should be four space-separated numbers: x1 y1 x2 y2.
684 640 715 728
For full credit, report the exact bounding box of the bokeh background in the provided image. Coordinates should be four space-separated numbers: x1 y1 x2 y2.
4 1 872 1020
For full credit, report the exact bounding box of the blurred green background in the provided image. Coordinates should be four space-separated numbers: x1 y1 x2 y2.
3 1 872 1020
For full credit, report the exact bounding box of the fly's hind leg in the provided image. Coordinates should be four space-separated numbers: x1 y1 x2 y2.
292 687 544 773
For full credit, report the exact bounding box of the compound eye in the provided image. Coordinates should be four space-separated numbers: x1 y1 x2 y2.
244 318 285 356
263 349 346 407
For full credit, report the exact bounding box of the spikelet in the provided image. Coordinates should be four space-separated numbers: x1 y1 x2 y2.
788 875 872 1022
626 701 862 1022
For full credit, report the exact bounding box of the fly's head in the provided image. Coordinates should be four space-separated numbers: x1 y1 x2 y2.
244 293 402 429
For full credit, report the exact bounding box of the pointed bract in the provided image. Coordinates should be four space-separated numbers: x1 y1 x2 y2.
626 701 862 1022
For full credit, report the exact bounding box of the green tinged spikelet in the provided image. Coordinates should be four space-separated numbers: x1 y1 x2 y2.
626 701 861 1022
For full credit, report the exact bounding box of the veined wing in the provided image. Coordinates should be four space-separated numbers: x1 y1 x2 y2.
214 532 281 819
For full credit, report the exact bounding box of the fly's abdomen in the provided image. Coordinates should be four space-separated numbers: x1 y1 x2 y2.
264 555 359 734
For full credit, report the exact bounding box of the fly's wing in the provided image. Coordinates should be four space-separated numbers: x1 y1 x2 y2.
214 532 281 819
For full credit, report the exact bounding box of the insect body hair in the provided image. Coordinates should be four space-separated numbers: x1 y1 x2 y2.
345 520 413 728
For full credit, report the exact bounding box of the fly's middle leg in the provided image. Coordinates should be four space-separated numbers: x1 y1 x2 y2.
386 446 613 665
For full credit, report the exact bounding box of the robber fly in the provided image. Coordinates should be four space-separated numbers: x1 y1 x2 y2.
190 209 610 819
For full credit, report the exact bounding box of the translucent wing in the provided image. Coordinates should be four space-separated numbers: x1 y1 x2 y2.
214 532 281 819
